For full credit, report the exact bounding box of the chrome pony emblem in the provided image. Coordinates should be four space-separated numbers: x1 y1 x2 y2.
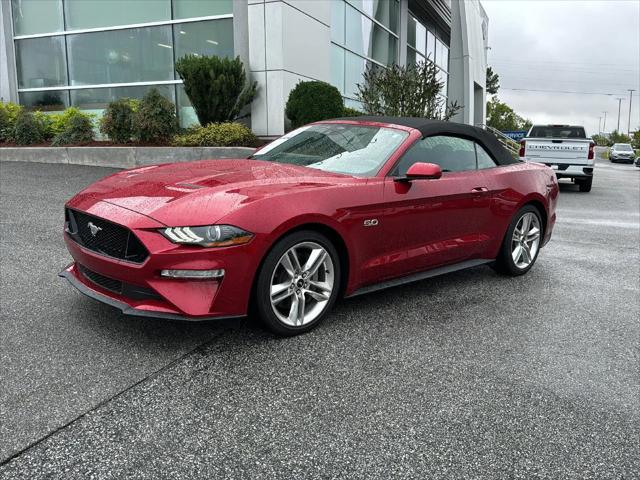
87 221 102 236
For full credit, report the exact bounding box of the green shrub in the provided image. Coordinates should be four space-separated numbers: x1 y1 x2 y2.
342 106 363 117
285 81 344 129
49 107 84 136
0 102 23 142
52 112 94 146
134 88 177 143
100 98 137 143
32 111 56 140
172 122 258 147
175 55 257 125
0 107 10 142
12 111 46 145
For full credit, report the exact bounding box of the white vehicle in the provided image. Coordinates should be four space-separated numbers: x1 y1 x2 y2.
609 143 636 164
519 125 595 192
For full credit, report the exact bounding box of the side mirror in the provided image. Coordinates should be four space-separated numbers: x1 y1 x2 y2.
397 162 442 181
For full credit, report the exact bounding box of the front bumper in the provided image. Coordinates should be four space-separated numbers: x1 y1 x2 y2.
59 264 242 321
610 155 635 163
60 200 262 321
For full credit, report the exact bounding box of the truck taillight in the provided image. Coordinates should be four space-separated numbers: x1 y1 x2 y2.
588 141 595 160
519 140 526 158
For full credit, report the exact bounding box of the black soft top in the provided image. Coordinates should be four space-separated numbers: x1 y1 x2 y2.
332 116 519 166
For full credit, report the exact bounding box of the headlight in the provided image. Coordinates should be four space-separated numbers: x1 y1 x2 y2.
161 225 254 247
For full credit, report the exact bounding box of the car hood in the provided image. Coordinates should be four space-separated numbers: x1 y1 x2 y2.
73 159 354 226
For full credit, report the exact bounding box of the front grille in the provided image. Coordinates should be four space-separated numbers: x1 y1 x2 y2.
79 264 122 294
78 264 162 301
66 208 149 263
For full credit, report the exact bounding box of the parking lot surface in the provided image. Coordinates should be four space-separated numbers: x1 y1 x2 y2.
1 151 638 479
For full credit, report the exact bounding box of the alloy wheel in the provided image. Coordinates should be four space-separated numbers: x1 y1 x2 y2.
269 241 335 327
511 212 541 269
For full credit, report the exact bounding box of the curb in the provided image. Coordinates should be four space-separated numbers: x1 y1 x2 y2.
0 146 256 169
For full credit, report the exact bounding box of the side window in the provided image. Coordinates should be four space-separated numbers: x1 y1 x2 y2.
393 135 477 176
475 143 497 169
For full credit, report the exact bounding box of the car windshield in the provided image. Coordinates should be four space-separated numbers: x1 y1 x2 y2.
250 123 408 177
614 144 633 151
529 126 586 139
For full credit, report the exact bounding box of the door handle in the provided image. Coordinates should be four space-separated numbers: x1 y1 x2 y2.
471 187 489 193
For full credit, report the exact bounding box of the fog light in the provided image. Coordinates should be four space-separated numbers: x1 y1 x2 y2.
160 269 225 279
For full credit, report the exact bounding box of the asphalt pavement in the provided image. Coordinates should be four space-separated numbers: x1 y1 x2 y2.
0 150 638 479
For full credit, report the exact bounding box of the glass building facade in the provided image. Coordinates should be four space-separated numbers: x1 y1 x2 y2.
331 0 400 109
2 0 466 136
331 0 449 110
10 0 234 126
406 11 450 105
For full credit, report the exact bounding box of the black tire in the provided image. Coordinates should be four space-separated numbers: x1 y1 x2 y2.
578 177 592 192
254 230 341 336
493 205 543 276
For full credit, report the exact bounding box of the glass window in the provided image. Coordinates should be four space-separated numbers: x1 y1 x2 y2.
393 136 477 175
435 38 449 70
344 98 364 111
407 16 416 48
407 47 416 65
70 85 174 114
331 0 345 45
345 51 368 98
345 5 396 65
528 126 586 138
347 0 399 33
251 123 408 177
415 22 426 56
436 68 448 97
15 36 67 89
67 26 174 86
11 0 63 35
426 30 436 62
173 19 234 62
331 45 345 94
19 90 69 111
176 85 198 128
64 0 170 30
172 0 233 19
476 143 497 169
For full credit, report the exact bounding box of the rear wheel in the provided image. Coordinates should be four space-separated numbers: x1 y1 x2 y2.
578 177 592 192
255 230 340 336
493 206 543 276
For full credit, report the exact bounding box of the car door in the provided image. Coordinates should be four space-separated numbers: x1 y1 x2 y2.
374 135 496 280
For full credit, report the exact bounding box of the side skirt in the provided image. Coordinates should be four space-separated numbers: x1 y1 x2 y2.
345 259 493 298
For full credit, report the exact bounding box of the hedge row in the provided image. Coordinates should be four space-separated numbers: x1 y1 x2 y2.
0 104 95 146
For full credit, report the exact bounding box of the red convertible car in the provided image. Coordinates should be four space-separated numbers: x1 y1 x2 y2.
60 117 558 335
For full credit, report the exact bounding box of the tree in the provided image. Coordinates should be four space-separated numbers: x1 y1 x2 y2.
356 61 460 120
486 96 531 131
631 129 640 149
609 129 632 144
175 55 257 125
591 134 609 147
486 66 500 95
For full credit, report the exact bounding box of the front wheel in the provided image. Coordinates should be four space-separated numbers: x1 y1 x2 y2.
254 230 340 336
493 206 543 276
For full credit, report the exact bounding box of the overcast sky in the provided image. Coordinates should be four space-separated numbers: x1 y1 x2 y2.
482 0 640 136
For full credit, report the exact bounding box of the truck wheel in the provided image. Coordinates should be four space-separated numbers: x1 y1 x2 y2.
578 177 592 192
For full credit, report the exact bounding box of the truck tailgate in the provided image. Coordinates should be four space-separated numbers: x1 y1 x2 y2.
524 138 591 164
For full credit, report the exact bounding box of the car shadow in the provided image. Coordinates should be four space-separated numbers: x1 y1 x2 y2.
558 181 582 194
